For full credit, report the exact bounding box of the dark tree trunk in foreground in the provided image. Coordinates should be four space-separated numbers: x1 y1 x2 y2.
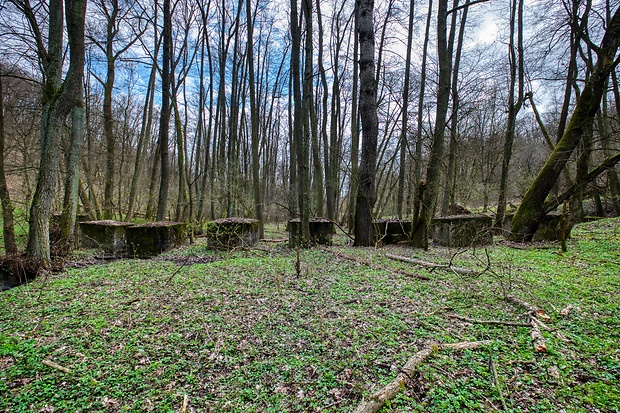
347 6 360 230
354 0 379 246
25 0 87 265
510 6 620 241
156 0 172 221
0 68 17 255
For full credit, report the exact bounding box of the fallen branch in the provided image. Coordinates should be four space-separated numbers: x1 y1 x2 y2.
488 356 508 411
41 359 73 374
353 340 492 413
448 314 531 327
260 238 288 243
530 318 547 352
386 253 479 276
325 249 430 281
180 394 189 413
505 295 551 321
505 295 551 352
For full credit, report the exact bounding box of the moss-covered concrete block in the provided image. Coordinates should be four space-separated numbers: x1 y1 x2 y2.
504 211 567 241
432 215 493 247
287 217 334 247
205 218 260 249
126 222 187 258
373 219 412 245
79 220 134 255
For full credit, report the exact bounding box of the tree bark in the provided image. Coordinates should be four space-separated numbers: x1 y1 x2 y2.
26 0 87 265
247 0 264 238
156 0 172 221
347 6 360 230
0 67 18 255
354 0 379 246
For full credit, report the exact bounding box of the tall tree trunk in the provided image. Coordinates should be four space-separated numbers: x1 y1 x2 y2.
396 0 416 219
102 0 119 219
298 0 312 242
172 95 188 221
156 0 172 221
347 6 360 230
0 68 17 255
26 0 87 265
317 0 333 220
413 0 433 217
246 0 264 238
126 62 157 222
510 6 620 241
60 102 85 247
354 0 379 246
411 0 452 249
495 0 524 229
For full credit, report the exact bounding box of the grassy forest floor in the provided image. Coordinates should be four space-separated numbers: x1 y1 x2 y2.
1 218 619 412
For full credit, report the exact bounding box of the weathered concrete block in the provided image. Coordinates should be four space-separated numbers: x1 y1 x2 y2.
126 221 187 258
432 215 493 247
205 218 260 249
288 217 334 247
79 220 134 255
373 219 412 245
503 211 566 241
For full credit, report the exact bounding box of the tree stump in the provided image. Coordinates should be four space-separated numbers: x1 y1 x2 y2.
79 220 134 255
432 215 493 247
126 222 187 258
205 218 260 249
373 219 412 245
288 217 334 247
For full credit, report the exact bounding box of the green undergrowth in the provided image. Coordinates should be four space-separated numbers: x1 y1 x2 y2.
1 220 619 412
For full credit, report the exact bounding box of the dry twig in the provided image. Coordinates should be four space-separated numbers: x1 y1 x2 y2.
386 253 478 276
41 359 73 374
325 249 429 280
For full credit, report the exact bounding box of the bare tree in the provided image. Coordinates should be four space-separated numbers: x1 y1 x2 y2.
510 5 620 241
354 0 379 246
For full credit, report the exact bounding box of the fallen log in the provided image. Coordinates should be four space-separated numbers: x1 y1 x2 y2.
448 314 531 328
386 253 479 276
353 340 492 413
325 249 430 281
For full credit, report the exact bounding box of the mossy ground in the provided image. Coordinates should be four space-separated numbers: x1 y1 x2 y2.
1 218 619 412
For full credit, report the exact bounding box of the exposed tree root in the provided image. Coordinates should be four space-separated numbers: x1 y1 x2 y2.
353 340 492 413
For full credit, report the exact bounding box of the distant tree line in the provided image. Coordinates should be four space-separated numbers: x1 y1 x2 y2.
1 0 620 263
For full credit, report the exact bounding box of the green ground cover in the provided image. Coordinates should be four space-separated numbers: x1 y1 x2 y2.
1 218 619 412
